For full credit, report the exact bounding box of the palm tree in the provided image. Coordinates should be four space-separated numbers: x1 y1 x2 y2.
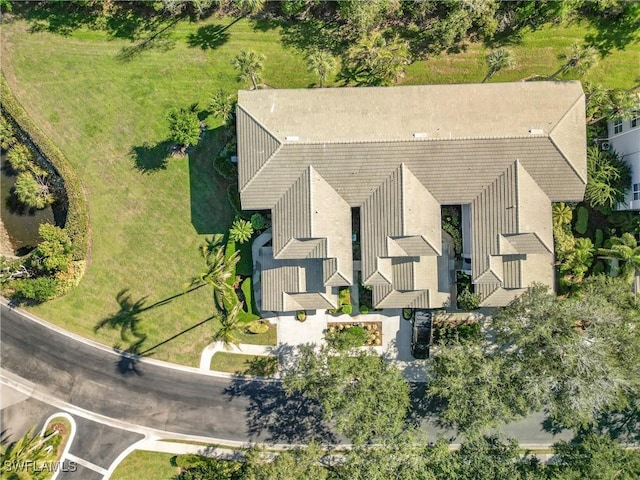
599 233 640 285
1 428 52 479
209 89 236 127
585 146 632 209
232 50 265 90
482 48 515 83
549 43 598 80
306 49 337 87
588 88 638 125
188 234 239 310
229 218 254 244
552 202 573 229
213 302 248 350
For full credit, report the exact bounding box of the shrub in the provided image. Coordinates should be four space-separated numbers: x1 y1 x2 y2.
246 321 269 334
575 206 589 234
442 222 463 258
213 152 237 179
594 228 604 248
167 104 201 153
457 289 480 310
359 305 369 315
31 223 73 274
14 172 54 209
10 276 59 302
1 79 89 262
296 310 307 321
250 212 268 231
326 325 367 350
338 287 351 306
342 303 353 315
7 143 35 172
402 308 413 320
0 113 16 150
227 182 243 215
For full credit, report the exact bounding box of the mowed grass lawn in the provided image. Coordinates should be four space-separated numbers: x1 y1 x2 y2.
111 451 177 480
1 13 637 365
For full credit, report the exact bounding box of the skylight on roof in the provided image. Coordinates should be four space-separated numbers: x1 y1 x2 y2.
529 128 544 135
413 132 427 138
285 135 299 141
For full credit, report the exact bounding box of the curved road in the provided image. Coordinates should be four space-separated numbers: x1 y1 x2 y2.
0 302 332 446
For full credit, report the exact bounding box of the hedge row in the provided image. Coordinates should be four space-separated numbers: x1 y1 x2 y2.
1 77 90 262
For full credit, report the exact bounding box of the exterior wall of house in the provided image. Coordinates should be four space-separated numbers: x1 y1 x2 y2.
607 113 640 211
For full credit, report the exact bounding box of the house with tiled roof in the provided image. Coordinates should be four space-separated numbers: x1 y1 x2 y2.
237 82 586 312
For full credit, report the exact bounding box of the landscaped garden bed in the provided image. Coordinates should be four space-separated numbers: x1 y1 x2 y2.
326 321 383 348
432 314 481 345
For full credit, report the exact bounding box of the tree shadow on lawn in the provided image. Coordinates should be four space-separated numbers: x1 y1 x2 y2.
224 377 338 444
130 141 172 173
188 127 235 234
187 24 230 50
583 8 640 57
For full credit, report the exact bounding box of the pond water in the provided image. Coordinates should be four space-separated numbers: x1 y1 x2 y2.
1 152 55 256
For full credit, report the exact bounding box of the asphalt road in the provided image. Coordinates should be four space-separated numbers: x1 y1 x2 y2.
0 303 333 445
1 303 571 447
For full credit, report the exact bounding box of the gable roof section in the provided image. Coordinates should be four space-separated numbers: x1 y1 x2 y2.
272 165 353 285
236 107 281 190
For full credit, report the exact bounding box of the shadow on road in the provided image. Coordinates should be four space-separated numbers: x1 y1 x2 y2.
224 377 337 444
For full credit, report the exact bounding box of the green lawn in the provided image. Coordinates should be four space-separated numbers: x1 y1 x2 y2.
1 11 636 365
211 351 278 376
111 451 177 480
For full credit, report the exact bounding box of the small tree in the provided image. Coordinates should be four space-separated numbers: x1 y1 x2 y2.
14 172 54 209
209 89 236 127
7 143 36 173
232 50 265 90
167 104 201 155
305 49 337 87
31 223 73 274
457 288 480 310
549 43 598 79
1 115 16 151
483 48 515 83
229 219 254 244
250 212 267 231
213 302 248 350
599 232 640 284
585 146 632 209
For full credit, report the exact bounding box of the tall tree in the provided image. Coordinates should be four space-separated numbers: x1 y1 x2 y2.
232 50 265 90
14 172 54 210
0 427 52 480
588 88 638 125
483 48 515 82
212 302 247 350
243 441 328 480
599 232 640 285
549 42 598 79
340 31 411 86
167 104 201 154
283 344 410 445
188 234 239 310
305 49 337 87
585 146 632 209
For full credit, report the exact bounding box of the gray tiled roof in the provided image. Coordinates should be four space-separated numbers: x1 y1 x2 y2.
238 83 586 311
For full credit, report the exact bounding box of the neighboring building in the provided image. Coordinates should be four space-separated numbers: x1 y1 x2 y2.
606 104 640 211
237 82 586 311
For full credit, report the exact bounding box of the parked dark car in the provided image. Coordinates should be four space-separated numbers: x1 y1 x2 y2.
411 310 433 359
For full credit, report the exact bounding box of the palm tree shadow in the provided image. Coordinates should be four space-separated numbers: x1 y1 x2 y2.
187 24 230 50
95 289 148 343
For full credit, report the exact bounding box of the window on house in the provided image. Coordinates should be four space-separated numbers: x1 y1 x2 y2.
634 183 640 201
631 111 639 128
614 118 623 134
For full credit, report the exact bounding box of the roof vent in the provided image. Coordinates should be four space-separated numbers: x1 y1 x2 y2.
529 128 544 135
285 135 299 141
413 132 427 138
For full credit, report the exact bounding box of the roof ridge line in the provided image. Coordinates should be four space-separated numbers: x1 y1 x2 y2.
547 94 588 184
238 105 283 193
275 135 548 146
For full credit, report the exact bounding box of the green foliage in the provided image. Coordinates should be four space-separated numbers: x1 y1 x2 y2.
340 31 411 86
245 355 278 377
296 309 307 321
341 303 353 315
442 208 463 258
213 150 237 179
585 147 632 209
14 172 54 209
0 113 16 150
305 49 336 87
245 321 269 334
283 345 410 445
552 202 573 229
10 276 60 302
1 79 89 262
326 325 367 350
575 205 589 234
435 321 481 346
559 236 594 286
550 42 599 79
594 228 604 248
337 0 399 35
232 49 265 90
244 442 327 480
456 288 481 310
7 142 36 172
174 454 244 480
586 82 639 124
598 232 640 284
358 305 369 315
190 234 239 311
240 277 256 313
402 308 412 320
209 89 236 126
483 47 516 82
167 104 201 153
250 212 267 231
227 182 243 215
229 218 254 244
32 223 73 274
